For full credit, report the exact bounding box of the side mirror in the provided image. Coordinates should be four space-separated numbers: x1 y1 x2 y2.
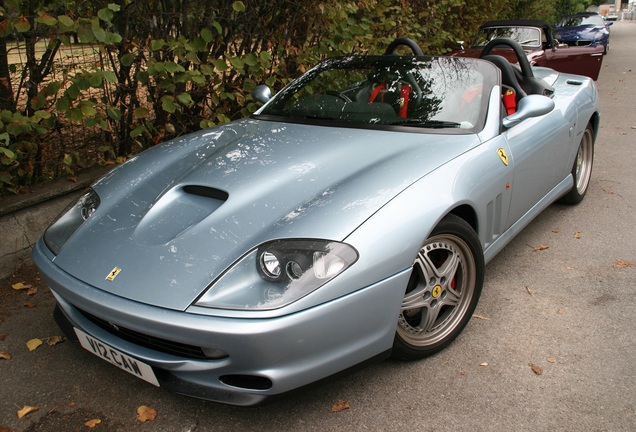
503 95 555 128
252 85 272 104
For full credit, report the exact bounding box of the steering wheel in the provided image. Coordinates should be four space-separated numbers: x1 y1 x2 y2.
479 37 534 79
384 38 424 56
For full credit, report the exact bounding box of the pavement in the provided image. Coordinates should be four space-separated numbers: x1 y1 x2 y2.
1 20 635 432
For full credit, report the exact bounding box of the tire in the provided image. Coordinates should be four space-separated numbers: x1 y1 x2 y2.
560 123 594 205
392 214 484 360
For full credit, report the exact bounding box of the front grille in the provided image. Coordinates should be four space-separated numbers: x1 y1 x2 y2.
78 308 208 359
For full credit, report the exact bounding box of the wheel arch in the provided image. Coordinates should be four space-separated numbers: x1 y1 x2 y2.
447 204 478 234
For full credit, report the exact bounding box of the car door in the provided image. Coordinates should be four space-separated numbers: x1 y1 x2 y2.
503 105 574 229
542 45 604 80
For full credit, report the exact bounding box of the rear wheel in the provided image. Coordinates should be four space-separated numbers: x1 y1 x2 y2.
560 123 594 205
392 214 484 360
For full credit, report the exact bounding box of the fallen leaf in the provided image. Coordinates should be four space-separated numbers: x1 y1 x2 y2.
0 335 6 341
12 282 32 291
551 228 559 233
331 399 350 413
84 419 101 428
0 351 11 360
24 302 36 308
557 307 565 315
47 336 64 346
26 338 43 351
574 231 581 239
16 405 38 419
26 286 38 296
479 362 489 367
547 357 557 363
525 286 533 296
136 405 157 422
529 363 543 375
614 260 635 269
472 314 490 320
532 244 550 252
565 266 575 270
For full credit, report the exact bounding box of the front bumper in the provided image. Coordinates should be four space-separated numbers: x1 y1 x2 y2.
33 239 408 406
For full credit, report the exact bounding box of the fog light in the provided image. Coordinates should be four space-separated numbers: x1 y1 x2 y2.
201 347 228 359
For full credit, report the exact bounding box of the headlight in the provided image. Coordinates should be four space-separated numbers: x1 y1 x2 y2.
194 239 358 310
43 188 100 255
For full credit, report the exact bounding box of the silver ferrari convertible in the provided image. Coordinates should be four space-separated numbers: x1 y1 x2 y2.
33 38 599 405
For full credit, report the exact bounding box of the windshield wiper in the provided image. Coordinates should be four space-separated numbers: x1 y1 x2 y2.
388 119 462 128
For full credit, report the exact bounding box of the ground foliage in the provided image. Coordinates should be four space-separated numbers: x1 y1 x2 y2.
0 0 592 194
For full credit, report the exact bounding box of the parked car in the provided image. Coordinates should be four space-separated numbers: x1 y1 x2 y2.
33 38 600 406
450 19 605 80
605 12 619 21
554 12 612 53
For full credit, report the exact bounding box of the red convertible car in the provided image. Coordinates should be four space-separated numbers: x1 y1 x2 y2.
449 20 604 80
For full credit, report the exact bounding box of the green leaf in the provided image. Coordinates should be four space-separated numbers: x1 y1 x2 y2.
36 14 58 26
103 70 117 83
68 108 83 122
136 71 149 84
161 96 177 113
229 57 245 69
77 23 95 43
45 81 62 96
98 8 114 22
201 28 213 43
93 27 107 43
177 93 193 106
56 97 70 112
232 1 246 12
14 16 31 32
245 53 257 67
0 20 12 38
120 52 135 67
130 124 147 138
104 32 122 45
163 62 185 74
151 39 165 51
32 110 51 122
133 107 149 119
212 59 228 72
106 108 121 120
57 15 75 28
0 146 15 158
65 84 80 100
108 3 121 12
89 72 104 87
81 103 97 117
211 21 222 35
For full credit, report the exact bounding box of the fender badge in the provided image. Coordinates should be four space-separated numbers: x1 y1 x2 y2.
497 148 509 166
106 267 122 281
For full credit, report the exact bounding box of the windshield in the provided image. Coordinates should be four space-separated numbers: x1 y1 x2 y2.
256 56 496 133
558 15 605 27
473 26 543 48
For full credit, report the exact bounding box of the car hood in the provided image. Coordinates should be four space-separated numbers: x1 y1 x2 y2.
52 119 479 311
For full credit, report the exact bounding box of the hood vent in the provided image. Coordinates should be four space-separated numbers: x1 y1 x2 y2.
132 184 229 245
183 185 229 201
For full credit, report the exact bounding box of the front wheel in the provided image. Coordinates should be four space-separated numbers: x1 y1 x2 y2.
392 214 484 360
560 123 594 205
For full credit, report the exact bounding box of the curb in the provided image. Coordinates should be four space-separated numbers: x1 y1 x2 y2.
0 167 112 279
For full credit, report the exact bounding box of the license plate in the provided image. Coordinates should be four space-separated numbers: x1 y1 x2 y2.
74 327 160 387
